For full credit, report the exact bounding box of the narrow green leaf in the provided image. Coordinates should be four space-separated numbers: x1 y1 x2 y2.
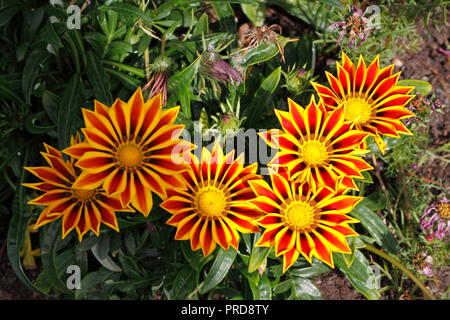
247 67 282 125
397 79 432 96
105 68 141 90
25 111 55 135
201 248 237 294
257 273 272 300
41 21 63 50
40 222 73 295
172 265 197 299
248 246 271 273
334 250 380 300
118 253 141 278
351 199 399 254
289 277 323 300
7 149 47 295
273 279 292 294
91 242 122 273
240 36 291 67
22 50 47 104
181 241 211 272
57 74 83 149
193 13 209 36
0 77 24 104
103 60 145 78
75 268 119 299
212 3 236 34
86 51 113 105
167 55 201 118
241 3 266 27
288 262 330 278
99 3 153 24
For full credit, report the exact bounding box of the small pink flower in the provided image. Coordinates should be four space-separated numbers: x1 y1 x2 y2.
414 253 433 278
329 6 372 47
421 198 450 241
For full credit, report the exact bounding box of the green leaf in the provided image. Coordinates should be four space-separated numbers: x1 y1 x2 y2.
351 199 399 254
397 79 432 96
25 111 55 135
99 3 153 24
75 267 119 299
0 5 21 27
103 60 145 78
257 273 272 300
289 277 323 300
167 55 201 118
212 3 236 34
181 241 211 272
241 36 290 67
193 13 209 36
40 222 73 295
247 67 282 125
288 262 330 278
201 248 237 294
7 149 47 295
118 253 141 278
248 246 271 273
86 51 113 105
172 265 198 299
273 279 292 295
91 242 122 273
22 50 47 104
0 77 24 104
334 250 380 300
317 0 345 9
41 21 63 50
105 68 141 90
57 74 84 149
241 3 266 27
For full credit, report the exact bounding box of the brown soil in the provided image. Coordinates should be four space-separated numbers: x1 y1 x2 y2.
314 272 365 300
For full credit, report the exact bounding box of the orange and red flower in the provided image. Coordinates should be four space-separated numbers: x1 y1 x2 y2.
160 144 262 256
260 97 373 191
24 139 132 241
249 168 361 271
64 88 194 216
311 53 415 153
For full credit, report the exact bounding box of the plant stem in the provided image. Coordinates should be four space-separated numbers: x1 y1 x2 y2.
363 243 435 300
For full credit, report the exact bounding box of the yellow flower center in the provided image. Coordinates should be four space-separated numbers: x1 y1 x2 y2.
117 144 143 168
284 201 316 231
195 187 227 218
438 203 450 219
73 188 96 201
343 97 372 124
301 140 328 166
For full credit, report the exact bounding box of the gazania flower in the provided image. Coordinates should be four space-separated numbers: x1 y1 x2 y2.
260 97 373 191
24 139 132 241
311 53 415 153
249 168 361 271
64 88 194 216
420 198 450 241
160 144 262 256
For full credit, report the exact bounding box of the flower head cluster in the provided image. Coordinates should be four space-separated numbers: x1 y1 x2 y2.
330 6 372 47
24 52 415 272
421 198 450 241
25 89 193 240
256 52 415 270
